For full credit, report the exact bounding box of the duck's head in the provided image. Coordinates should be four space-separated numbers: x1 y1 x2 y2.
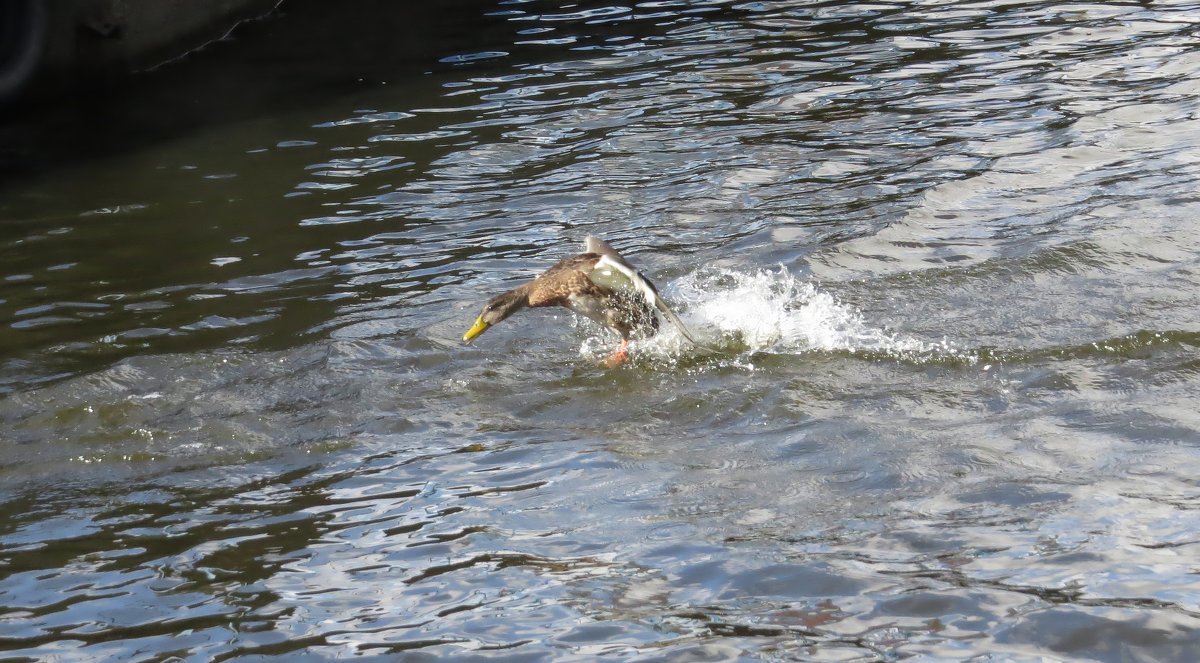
463 288 529 343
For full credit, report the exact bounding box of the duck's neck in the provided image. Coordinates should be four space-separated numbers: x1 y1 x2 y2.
496 284 533 317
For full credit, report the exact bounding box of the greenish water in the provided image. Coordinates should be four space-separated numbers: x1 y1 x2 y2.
3 1 1200 660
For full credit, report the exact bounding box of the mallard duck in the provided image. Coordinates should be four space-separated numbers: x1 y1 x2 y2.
463 236 696 365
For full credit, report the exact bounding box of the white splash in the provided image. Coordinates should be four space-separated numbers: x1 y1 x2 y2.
579 266 961 366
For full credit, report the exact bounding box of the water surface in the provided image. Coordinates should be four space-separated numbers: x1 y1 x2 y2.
3 1 1200 660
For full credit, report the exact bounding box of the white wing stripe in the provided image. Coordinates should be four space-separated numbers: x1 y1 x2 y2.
595 254 657 305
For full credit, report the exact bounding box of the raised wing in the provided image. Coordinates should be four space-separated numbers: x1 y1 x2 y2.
583 236 698 344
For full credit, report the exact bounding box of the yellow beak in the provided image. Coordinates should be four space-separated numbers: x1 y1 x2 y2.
463 316 490 343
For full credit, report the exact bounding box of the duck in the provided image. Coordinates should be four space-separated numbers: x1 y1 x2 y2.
463 236 697 366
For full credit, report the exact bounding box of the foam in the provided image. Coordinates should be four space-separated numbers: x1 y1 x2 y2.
578 266 964 366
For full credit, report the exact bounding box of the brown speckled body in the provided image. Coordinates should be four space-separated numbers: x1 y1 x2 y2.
522 253 659 340
464 236 694 354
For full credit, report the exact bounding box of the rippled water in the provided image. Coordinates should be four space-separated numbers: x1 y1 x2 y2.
4 1 1200 660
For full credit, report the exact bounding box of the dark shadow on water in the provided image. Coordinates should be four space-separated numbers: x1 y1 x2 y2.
0 0 520 181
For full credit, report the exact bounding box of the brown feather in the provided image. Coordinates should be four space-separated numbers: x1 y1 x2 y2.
526 254 602 307
465 241 676 346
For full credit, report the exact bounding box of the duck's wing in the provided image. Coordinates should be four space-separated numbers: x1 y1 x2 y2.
582 236 698 344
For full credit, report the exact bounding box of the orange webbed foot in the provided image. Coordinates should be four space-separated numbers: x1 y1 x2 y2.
600 339 631 368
